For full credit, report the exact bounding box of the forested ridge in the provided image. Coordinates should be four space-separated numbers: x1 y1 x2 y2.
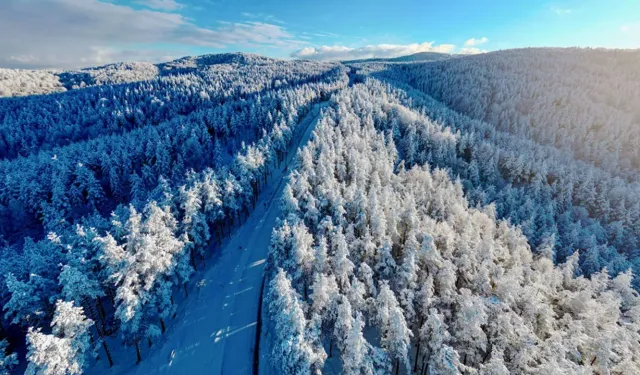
0 55 349 374
362 49 640 289
0 56 339 159
380 48 640 180
266 77 640 375
0 48 639 374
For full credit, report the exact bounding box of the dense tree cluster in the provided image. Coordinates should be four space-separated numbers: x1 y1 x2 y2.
0 55 340 158
359 54 640 287
0 56 349 371
375 48 640 180
267 82 640 374
0 62 346 244
24 301 94 375
0 69 65 98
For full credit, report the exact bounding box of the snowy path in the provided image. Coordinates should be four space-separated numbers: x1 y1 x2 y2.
112 102 326 375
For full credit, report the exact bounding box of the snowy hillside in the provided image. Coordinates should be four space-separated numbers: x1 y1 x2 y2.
0 53 349 374
0 53 287 98
1 48 639 375
0 68 66 97
266 80 640 374
368 48 640 289
381 48 640 178
342 51 452 64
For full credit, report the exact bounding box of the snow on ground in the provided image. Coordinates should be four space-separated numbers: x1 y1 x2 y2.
90 101 327 375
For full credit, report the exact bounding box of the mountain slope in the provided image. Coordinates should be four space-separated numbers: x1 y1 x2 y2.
366 48 640 288
0 53 284 98
264 76 640 375
0 53 349 374
343 51 452 64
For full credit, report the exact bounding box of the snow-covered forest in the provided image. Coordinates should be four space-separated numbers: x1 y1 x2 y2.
266 76 640 375
362 49 640 289
0 54 349 374
0 54 284 98
377 48 640 179
1 48 639 374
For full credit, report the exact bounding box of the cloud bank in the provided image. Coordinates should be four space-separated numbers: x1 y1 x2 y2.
458 47 487 55
0 0 491 69
0 0 301 69
464 37 488 47
291 42 457 61
290 39 493 61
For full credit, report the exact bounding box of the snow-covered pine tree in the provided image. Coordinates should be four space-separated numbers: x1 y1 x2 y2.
267 269 326 374
25 300 95 375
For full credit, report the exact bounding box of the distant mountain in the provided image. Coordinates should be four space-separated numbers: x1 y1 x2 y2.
0 52 280 98
158 52 276 72
342 51 452 64
387 51 453 62
0 51 455 98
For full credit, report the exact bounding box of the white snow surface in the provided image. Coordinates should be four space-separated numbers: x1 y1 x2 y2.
90 101 327 375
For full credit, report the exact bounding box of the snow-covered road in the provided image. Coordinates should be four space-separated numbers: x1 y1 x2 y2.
109 101 326 375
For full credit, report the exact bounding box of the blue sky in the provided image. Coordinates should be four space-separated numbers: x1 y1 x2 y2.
0 0 638 68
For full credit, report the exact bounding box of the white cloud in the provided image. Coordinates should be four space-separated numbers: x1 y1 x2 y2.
458 47 487 55
464 37 488 47
620 23 639 33
550 6 573 15
241 12 285 24
0 0 302 69
306 32 340 38
291 42 456 61
136 0 183 11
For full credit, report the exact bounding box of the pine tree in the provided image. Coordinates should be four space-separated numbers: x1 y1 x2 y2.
71 163 105 210
342 312 376 375
51 301 95 364
25 328 75 375
375 282 412 374
268 269 326 374
332 229 355 292
453 288 488 366
97 202 184 357
4 273 43 326
179 181 210 268
58 265 103 306
288 222 315 294
0 339 17 375
25 301 95 375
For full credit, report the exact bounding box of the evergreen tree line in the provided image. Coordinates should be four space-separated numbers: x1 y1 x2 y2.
266 82 640 375
374 48 640 182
